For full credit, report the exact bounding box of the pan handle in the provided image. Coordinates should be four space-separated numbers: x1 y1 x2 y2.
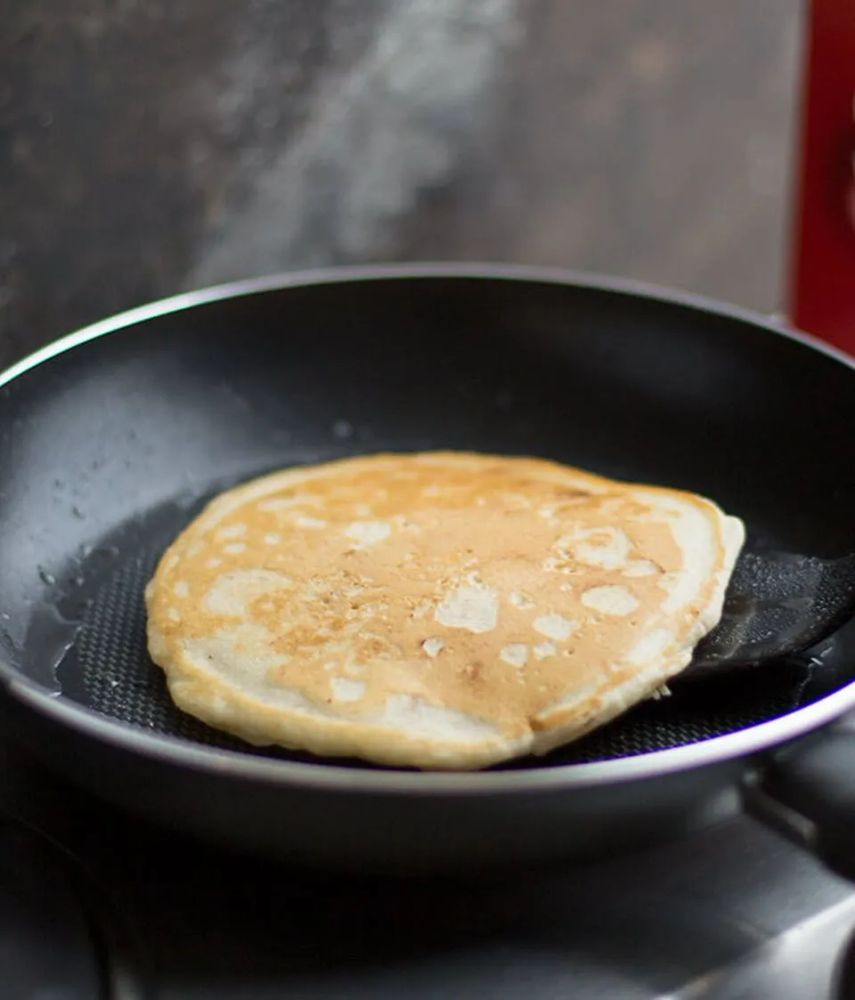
743 723 855 882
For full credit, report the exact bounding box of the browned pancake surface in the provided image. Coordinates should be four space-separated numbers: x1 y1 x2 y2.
146 453 744 768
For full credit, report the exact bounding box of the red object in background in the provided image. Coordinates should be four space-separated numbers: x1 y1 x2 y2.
790 0 855 354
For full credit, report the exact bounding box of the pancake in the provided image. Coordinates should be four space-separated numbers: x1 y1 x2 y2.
145 452 744 769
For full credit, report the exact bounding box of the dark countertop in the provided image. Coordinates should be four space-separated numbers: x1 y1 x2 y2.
2 0 799 368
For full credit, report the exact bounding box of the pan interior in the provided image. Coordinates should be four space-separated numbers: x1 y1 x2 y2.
45 484 855 771
3 274 854 771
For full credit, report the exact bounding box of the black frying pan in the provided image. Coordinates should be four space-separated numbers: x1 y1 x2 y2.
1 265 854 875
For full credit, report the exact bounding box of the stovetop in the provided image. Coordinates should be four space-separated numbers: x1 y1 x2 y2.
2 726 855 999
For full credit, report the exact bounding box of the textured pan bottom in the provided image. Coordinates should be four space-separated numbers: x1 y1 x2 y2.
48 493 850 770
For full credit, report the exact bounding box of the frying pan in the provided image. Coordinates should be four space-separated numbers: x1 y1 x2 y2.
1 264 854 876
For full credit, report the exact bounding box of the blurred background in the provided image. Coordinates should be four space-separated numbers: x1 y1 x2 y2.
1 0 801 368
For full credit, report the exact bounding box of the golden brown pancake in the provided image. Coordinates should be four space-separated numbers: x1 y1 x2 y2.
145 453 744 769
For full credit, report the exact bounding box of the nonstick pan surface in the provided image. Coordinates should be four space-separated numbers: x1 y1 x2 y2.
1 266 854 869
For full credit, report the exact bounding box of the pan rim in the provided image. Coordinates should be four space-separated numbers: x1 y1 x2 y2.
2 262 854 795
3 262 855 390
7 673 855 793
